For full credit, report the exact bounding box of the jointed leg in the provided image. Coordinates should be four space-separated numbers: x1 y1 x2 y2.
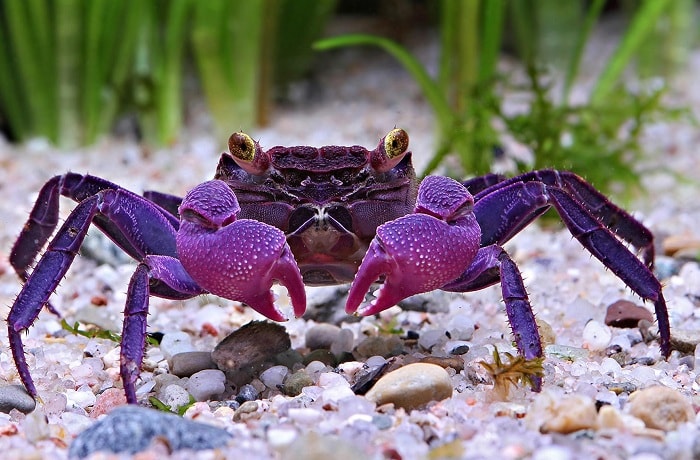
473 170 655 267
443 245 542 371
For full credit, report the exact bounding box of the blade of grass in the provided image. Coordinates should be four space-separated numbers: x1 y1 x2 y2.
5 0 57 142
55 0 82 147
562 0 605 103
82 0 108 144
0 9 30 139
314 34 454 135
591 0 672 105
478 0 505 85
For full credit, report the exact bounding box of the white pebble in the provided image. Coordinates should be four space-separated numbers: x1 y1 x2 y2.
65 388 96 409
59 411 93 436
259 365 289 389
321 385 355 404
630 366 657 384
185 369 226 401
418 329 445 350
365 356 387 368
318 372 349 389
158 384 192 410
160 331 195 362
599 357 622 376
267 427 298 448
582 320 612 350
532 445 573 460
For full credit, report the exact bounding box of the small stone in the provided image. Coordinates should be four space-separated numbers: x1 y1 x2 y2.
305 324 341 350
670 328 700 354
68 405 231 458
171 351 217 377
536 318 556 346
260 365 289 390
419 356 464 372
233 401 260 422
236 384 259 403
0 385 36 414
90 388 127 418
354 335 404 358
364 363 453 411
212 321 291 374
604 300 654 328
582 320 612 351
627 386 694 431
157 384 192 410
282 371 314 396
160 331 195 362
184 369 226 401
526 391 597 434
303 349 337 366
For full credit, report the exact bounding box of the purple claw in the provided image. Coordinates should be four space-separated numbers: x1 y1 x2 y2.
177 181 306 321
346 176 481 316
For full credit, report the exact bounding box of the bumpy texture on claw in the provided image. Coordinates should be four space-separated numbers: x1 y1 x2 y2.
346 176 481 316
177 181 306 321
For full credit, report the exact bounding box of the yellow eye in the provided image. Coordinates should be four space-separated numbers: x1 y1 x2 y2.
384 128 409 159
228 132 256 162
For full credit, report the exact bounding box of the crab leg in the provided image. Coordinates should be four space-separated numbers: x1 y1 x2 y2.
442 245 542 365
473 180 670 356
346 176 481 316
121 257 206 403
8 189 181 397
10 173 180 282
473 169 655 267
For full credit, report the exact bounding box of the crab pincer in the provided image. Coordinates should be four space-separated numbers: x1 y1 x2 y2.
346 175 481 316
176 180 306 321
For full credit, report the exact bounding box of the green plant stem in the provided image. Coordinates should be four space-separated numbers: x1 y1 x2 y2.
562 0 605 103
314 34 454 141
591 0 672 105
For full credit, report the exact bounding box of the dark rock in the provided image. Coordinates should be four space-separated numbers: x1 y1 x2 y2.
171 351 217 377
0 385 36 414
302 349 337 366
604 300 654 328
305 324 341 350
68 406 231 458
235 384 259 403
212 321 291 382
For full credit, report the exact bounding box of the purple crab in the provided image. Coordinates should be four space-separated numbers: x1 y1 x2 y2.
8 129 670 403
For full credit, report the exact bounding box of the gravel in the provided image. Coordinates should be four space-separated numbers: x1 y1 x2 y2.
1 21 700 460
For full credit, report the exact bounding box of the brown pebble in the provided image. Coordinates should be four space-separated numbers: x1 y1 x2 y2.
604 300 653 328
212 321 290 373
365 363 453 411
627 386 694 431
90 295 108 306
419 356 464 372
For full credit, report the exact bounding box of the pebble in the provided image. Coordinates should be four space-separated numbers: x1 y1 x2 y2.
526 390 598 434
157 384 192 410
354 335 404 358
582 320 612 351
236 384 259 403
170 351 217 377
68 405 231 458
90 388 127 418
627 386 694 431
212 321 291 373
282 371 314 396
669 328 700 354
184 369 226 401
604 300 654 328
364 363 453 411
305 323 342 350
0 385 36 414
160 331 196 362
260 365 289 390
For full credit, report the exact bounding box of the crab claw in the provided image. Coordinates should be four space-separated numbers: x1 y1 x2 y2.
177 180 306 321
347 177 482 316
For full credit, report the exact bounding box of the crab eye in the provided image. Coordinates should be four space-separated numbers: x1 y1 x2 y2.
384 128 409 159
228 132 256 162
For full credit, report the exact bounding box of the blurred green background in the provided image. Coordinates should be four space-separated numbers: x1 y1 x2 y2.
0 0 696 194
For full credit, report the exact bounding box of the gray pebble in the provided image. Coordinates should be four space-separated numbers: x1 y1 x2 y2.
184 369 226 401
157 384 192 410
236 384 259 403
68 405 231 458
282 371 314 397
305 323 342 350
0 385 36 414
171 351 217 377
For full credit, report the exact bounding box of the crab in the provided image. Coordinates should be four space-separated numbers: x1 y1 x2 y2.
8 128 670 404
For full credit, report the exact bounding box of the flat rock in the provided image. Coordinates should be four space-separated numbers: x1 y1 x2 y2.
305 324 342 350
212 321 291 374
604 300 654 328
171 351 217 377
0 385 36 414
364 363 453 411
627 386 694 431
68 405 231 458
184 369 226 401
